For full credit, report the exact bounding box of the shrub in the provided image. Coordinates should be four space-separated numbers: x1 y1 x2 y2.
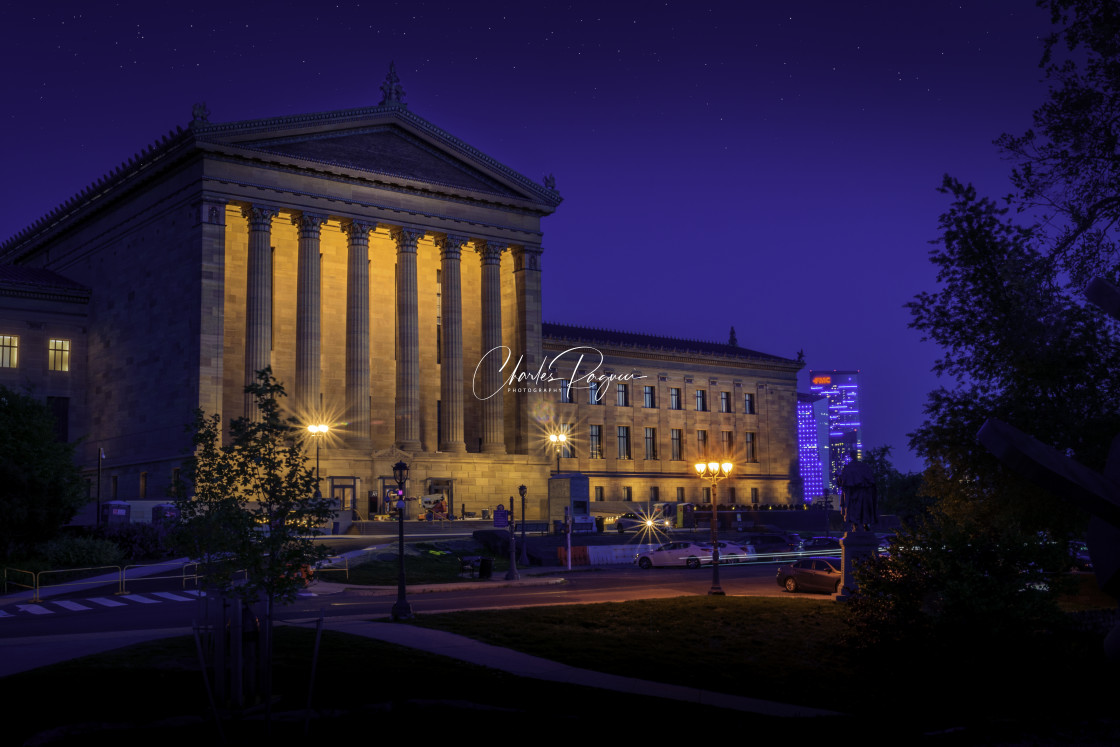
42 535 123 568
105 523 170 562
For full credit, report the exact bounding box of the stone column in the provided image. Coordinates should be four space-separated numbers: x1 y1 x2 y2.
194 195 227 418
434 234 468 452
391 226 424 451
477 240 507 454
242 205 278 420
293 213 327 417
513 245 543 453
344 220 374 446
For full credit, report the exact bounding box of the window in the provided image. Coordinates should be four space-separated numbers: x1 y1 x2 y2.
720 391 732 413
744 393 756 415
644 427 658 460
643 385 656 408
139 472 148 500
617 426 631 459
745 431 757 461
48 339 71 371
675 486 685 502
669 387 682 410
589 381 602 404
702 487 711 503
616 383 629 407
560 425 574 458
727 487 737 503
589 425 603 459
650 486 660 502
751 487 760 505
721 430 734 456
594 486 604 501
697 429 708 458
0 335 17 368
695 389 707 411
671 429 682 461
560 379 574 404
46 396 69 442
622 486 632 501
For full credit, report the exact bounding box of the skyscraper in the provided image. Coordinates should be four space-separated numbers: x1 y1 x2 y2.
808 370 863 494
796 392 827 502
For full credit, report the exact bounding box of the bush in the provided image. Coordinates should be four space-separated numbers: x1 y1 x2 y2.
105 523 171 562
42 535 123 568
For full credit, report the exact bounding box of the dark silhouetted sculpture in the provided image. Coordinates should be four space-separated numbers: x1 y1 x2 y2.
839 452 878 531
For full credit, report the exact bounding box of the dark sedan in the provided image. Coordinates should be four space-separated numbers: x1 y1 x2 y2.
776 557 842 594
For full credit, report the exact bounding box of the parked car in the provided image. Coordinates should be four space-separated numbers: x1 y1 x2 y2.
1069 540 1093 571
634 541 713 569
803 536 841 552
697 540 756 564
615 512 673 533
775 557 843 594
741 533 800 559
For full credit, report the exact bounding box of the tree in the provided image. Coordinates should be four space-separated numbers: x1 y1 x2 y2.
997 0 1120 286
861 445 929 521
0 386 84 560
173 368 333 711
906 177 1120 533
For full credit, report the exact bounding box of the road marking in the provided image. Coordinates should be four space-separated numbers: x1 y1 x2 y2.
151 592 194 602
122 594 161 604
182 590 205 597
16 605 53 615
87 597 127 608
53 600 91 611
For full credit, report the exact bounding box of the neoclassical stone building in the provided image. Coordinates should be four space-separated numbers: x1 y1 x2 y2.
0 70 802 523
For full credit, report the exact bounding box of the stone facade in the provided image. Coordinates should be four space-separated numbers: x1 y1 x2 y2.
0 77 801 524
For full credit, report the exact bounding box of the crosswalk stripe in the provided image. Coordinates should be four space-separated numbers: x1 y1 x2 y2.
182 590 205 597
122 594 160 604
151 592 194 602
87 597 127 608
53 600 91 611
16 604 53 615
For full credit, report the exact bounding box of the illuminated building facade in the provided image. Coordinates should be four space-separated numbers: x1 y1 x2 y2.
796 392 827 502
808 370 862 493
0 69 803 524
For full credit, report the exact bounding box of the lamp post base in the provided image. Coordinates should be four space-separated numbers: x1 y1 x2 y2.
391 601 412 621
708 587 725 596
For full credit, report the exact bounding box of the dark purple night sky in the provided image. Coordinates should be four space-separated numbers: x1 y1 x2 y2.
0 2 1056 472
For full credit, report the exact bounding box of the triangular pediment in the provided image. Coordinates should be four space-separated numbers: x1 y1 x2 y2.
196 105 560 207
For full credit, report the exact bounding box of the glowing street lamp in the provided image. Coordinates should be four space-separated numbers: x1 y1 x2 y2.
549 432 567 474
695 460 734 596
307 423 329 497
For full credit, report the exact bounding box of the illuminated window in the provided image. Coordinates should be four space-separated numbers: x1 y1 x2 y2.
48 339 70 371
617 426 631 460
695 389 707 411
0 335 17 367
643 385 656 408
720 391 732 413
644 427 658 460
745 431 757 461
669 387 682 410
589 425 603 459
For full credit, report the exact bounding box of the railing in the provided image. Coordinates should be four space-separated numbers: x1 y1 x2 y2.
34 565 124 602
3 567 36 597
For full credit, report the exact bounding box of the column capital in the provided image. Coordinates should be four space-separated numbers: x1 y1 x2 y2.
291 212 328 234
512 244 543 272
476 240 508 265
389 226 425 252
341 219 377 239
241 205 279 229
433 233 469 259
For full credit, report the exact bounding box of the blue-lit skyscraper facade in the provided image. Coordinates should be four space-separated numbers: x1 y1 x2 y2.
796 393 826 502
809 370 863 494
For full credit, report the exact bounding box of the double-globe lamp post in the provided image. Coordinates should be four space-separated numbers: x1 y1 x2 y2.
391 460 412 621
695 461 733 596
548 433 567 474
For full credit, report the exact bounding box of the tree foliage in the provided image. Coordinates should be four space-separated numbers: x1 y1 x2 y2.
172 368 333 604
906 177 1120 532
861 445 929 521
997 0 1120 286
0 386 84 560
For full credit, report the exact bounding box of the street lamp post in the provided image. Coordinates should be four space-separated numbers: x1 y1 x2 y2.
391 460 412 621
548 433 567 474
518 484 528 565
695 461 733 596
307 424 329 498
